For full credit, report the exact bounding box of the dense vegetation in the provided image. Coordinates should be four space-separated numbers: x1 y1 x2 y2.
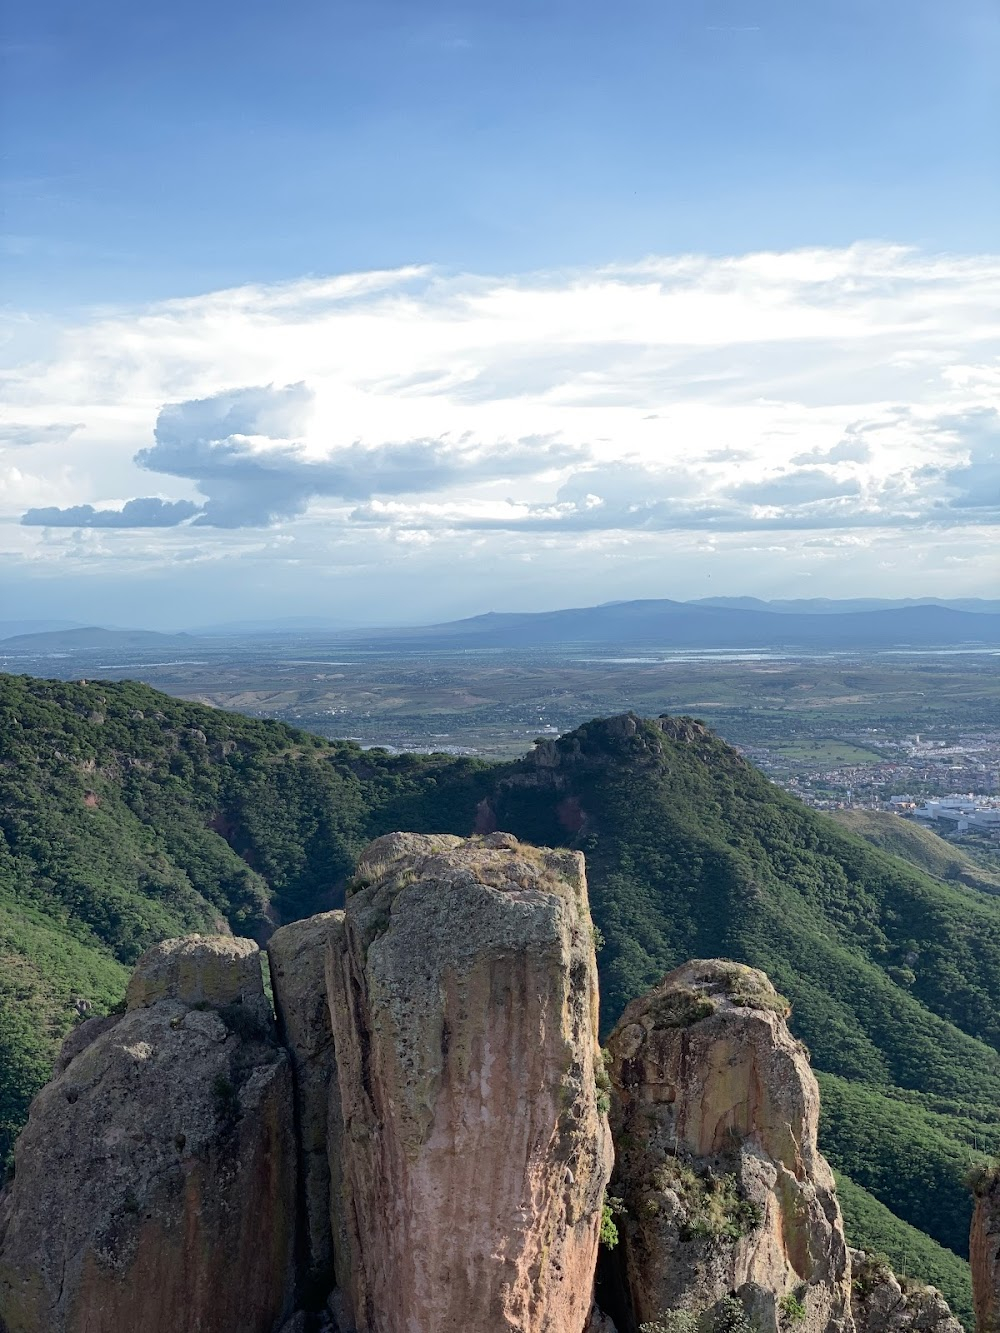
2 679 998 1323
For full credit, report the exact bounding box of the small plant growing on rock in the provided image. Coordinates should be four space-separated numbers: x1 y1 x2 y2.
714 963 790 1016
965 1158 1000 1196
600 1193 626 1248
652 1161 763 1243
211 1073 239 1125
641 1313 700 1333
779 1291 807 1325
649 985 718 1028
851 1251 895 1297
595 1051 613 1115
710 1295 755 1333
218 1001 268 1041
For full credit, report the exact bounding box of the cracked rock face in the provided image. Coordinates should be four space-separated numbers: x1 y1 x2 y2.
0 936 296 1333
605 960 853 1333
268 911 349 1305
326 831 614 1333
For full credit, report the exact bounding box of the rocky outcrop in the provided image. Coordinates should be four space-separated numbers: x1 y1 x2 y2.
0 936 296 1333
971 1167 1000 1333
849 1251 962 1333
326 830 614 1333
605 960 853 1333
13 835 965 1333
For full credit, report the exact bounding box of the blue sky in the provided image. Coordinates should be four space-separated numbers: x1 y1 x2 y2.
2 0 999 625
7 0 999 307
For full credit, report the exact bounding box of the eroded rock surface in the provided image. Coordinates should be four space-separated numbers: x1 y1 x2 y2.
326 831 614 1333
849 1251 962 1333
0 936 296 1333
606 960 853 1333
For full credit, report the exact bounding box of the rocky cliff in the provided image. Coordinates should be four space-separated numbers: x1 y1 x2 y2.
604 960 853 1333
326 831 614 1333
0 936 297 1333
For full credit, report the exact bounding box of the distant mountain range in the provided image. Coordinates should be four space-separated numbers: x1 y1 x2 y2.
384 599 1000 650
2 598 999 654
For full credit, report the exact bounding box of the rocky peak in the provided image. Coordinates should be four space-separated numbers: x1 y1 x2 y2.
605 959 853 1333
0 848 968 1333
327 830 614 1332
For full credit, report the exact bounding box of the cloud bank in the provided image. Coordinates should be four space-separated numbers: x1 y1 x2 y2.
3 244 999 615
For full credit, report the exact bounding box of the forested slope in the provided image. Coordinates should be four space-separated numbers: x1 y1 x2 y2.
2 678 997 1323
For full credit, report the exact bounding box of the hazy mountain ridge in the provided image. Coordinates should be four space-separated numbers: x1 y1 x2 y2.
404 600 1000 648
3 598 1000 655
0 627 197 652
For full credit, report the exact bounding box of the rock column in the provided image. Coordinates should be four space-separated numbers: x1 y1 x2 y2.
605 960 854 1333
326 831 614 1333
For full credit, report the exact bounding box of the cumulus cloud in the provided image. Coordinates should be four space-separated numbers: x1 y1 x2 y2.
133 385 584 527
21 498 201 528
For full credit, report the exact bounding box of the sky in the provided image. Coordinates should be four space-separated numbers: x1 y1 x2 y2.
2 0 999 628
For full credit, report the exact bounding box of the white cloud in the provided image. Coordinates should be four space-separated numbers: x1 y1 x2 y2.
2 244 999 615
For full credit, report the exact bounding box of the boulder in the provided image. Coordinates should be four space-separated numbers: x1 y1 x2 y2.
326 831 614 1333
606 960 853 1333
0 936 296 1333
125 933 268 1016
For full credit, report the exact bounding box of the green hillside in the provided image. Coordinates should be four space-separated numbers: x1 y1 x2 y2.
829 808 1000 895
1 679 996 1322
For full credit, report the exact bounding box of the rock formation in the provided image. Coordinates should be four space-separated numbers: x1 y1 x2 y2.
0 936 296 1333
971 1166 1000 1333
326 831 614 1333
605 960 853 1333
849 1251 963 1333
0 835 965 1333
